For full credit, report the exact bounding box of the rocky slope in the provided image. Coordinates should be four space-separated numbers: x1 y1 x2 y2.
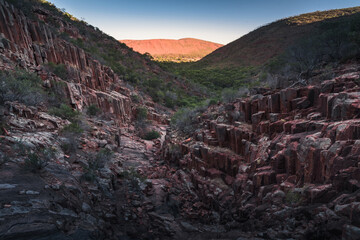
0 0 130 119
120 38 223 62
162 65 360 239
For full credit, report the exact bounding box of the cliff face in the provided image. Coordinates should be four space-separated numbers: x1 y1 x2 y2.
0 0 132 121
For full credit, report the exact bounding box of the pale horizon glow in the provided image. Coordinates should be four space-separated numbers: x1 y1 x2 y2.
49 0 360 45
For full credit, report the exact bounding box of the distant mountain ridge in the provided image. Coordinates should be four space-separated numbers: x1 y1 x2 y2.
119 38 223 62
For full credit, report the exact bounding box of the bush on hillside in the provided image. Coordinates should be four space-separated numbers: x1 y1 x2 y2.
0 69 45 106
136 107 148 121
131 94 140 103
82 148 113 182
171 104 207 134
49 104 79 121
45 62 68 80
61 122 83 134
86 104 100 116
143 130 161 140
24 147 56 172
267 16 360 87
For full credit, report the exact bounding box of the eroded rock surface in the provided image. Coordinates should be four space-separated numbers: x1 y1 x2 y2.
161 72 360 239
1 0 360 239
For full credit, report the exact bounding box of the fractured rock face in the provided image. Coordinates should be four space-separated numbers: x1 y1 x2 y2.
161 68 360 239
0 0 141 123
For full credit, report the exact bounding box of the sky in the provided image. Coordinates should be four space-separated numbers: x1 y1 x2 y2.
49 0 360 44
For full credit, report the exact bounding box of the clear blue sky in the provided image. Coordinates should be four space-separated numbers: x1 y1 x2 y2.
49 0 360 44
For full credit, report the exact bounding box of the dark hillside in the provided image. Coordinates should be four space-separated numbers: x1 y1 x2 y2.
200 7 360 68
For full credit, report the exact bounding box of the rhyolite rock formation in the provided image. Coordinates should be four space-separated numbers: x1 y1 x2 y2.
162 69 360 239
0 0 132 120
1 0 360 239
0 0 170 123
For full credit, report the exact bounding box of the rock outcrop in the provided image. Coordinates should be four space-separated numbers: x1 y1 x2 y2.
162 70 360 239
0 0 136 122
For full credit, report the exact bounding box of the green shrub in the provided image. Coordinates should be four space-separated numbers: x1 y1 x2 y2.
148 89 164 103
285 190 302 204
208 98 218 106
62 122 83 134
86 104 100 116
45 62 68 80
82 170 96 182
131 94 140 103
164 91 177 109
120 167 147 183
82 148 113 182
143 130 161 140
221 87 249 103
171 104 207 134
24 147 56 172
221 88 240 103
94 148 113 168
49 104 79 121
136 107 148 121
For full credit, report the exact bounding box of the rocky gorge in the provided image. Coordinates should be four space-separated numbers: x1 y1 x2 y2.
0 0 360 239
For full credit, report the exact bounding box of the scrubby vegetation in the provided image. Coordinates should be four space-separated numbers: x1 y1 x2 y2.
82 148 113 182
60 138 77 155
120 167 147 185
62 122 83 134
0 69 69 110
49 104 79 121
285 190 303 205
159 62 259 91
130 94 140 103
86 104 100 116
171 103 208 134
47 80 68 107
286 7 360 25
45 62 68 80
221 87 249 103
24 147 56 172
0 69 46 106
0 113 7 136
265 13 360 88
136 107 148 121
143 130 161 140
50 104 85 136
